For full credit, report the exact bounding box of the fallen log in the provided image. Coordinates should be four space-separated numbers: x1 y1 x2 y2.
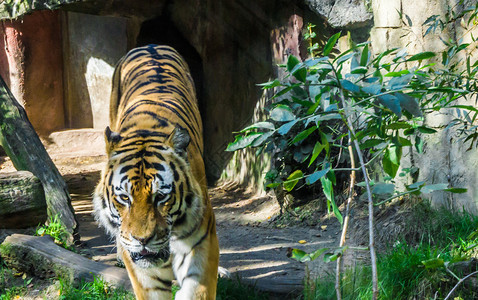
0 233 132 290
0 75 77 243
0 171 47 228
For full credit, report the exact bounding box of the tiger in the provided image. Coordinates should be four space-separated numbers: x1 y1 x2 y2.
93 44 219 300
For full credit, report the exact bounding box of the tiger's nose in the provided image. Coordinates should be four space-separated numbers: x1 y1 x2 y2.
132 234 153 245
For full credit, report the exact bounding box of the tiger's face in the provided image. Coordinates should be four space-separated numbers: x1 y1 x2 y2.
94 127 200 269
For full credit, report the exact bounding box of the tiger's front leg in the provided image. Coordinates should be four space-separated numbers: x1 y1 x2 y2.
121 247 175 300
172 236 219 300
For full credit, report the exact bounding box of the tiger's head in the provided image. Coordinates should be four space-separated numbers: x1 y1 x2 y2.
93 126 203 269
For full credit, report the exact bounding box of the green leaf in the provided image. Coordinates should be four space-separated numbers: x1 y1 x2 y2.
394 93 422 117
415 135 424 153
323 247 347 263
323 32 341 56
306 168 330 185
360 138 386 149
272 86 293 99
321 176 333 207
277 120 299 135
257 79 281 89
290 248 308 261
444 188 467 193
388 73 412 90
351 66 368 74
406 51 436 62
306 100 321 115
270 105 296 122
309 141 325 166
422 258 444 269
240 121 275 132
407 181 425 190
287 55 300 72
226 133 262 151
360 44 369 66
385 70 410 77
293 67 308 83
291 127 317 144
308 248 329 261
449 105 478 112
382 144 402 178
398 137 413 147
340 79 361 93
266 182 281 189
417 126 437 134
293 86 309 99
372 183 395 195
356 180 375 187
404 128 415 136
362 84 382 95
388 144 402 165
378 94 402 117
284 170 304 192
324 252 340 262
321 176 342 224
251 131 274 147
421 183 449 194
305 57 329 67
385 122 413 130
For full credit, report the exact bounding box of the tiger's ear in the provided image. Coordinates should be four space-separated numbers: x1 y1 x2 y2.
105 126 122 151
167 127 190 152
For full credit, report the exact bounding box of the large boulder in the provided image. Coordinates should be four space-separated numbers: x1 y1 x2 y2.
304 0 373 28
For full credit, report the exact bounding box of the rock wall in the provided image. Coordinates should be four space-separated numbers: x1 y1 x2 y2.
369 0 478 213
63 12 128 130
0 10 65 135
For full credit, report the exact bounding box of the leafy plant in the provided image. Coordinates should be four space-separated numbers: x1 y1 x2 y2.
35 214 73 250
227 31 472 218
227 6 478 296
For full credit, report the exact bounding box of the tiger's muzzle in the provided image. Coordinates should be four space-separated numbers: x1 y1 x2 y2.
130 247 170 265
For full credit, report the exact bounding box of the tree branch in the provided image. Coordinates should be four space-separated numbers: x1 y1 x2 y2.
335 137 356 300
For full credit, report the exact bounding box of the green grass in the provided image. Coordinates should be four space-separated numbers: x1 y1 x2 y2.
215 277 268 300
303 202 478 300
56 275 267 300
0 259 31 300
58 276 135 300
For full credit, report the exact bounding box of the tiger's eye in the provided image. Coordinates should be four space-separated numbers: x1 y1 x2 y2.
120 194 130 202
154 193 170 206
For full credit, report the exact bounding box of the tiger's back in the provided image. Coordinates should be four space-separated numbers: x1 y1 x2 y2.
94 45 219 300
110 45 205 187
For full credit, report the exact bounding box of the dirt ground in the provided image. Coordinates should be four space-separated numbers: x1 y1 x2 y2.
0 129 344 298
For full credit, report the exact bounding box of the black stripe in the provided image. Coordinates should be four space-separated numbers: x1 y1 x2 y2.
170 183 184 218
119 164 136 174
143 161 165 171
117 138 164 149
145 286 170 292
120 174 129 184
151 275 172 288
120 110 170 128
191 217 213 249
107 172 113 187
176 254 186 271
185 194 193 207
